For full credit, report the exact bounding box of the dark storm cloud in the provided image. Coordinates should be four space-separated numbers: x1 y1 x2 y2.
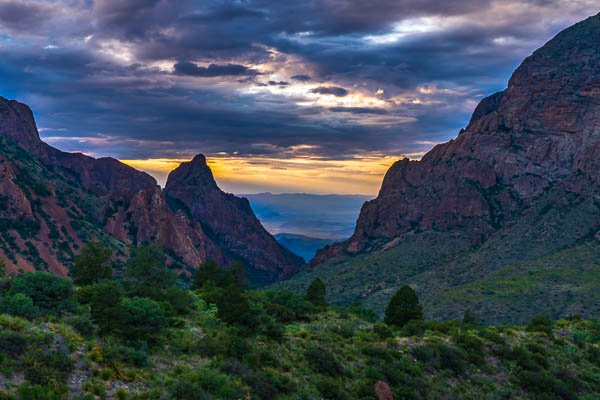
173 61 261 77
329 107 388 115
0 0 597 170
310 87 349 97
291 75 311 81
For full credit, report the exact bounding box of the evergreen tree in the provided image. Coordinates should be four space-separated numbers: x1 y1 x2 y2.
192 260 223 289
306 278 327 308
125 244 176 290
71 242 113 285
384 285 423 327
0 259 6 277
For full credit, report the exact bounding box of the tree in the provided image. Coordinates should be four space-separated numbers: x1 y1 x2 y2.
306 278 327 308
192 260 222 290
192 260 246 291
0 259 6 277
384 285 423 327
9 272 76 316
71 241 113 285
82 280 124 333
125 244 176 290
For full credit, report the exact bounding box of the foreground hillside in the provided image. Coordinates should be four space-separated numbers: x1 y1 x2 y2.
300 13 600 322
0 248 599 400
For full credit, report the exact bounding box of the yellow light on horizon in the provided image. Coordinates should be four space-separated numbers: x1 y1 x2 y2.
120 154 412 195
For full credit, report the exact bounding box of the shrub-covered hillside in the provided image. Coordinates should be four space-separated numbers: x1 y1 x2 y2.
0 245 599 400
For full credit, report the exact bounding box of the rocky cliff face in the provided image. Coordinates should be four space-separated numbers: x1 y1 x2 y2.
313 12 600 265
165 155 304 282
0 98 303 283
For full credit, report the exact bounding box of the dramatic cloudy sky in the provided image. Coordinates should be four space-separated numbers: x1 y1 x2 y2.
0 1 597 194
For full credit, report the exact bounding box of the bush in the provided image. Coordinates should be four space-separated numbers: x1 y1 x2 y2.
412 341 467 375
316 376 350 399
262 290 315 321
453 333 486 366
372 322 394 339
113 297 172 342
384 285 423 327
305 345 345 376
527 313 554 334
23 349 74 386
0 294 39 319
9 273 75 316
15 384 65 400
65 315 95 337
0 332 28 356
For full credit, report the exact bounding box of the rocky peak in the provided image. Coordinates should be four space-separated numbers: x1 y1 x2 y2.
165 153 219 191
312 12 600 265
165 154 304 282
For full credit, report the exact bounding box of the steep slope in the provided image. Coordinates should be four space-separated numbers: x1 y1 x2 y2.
164 155 304 283
295 13 600 322
0 98 303 282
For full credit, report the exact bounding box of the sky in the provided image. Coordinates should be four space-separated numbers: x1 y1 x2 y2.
0 1 597 194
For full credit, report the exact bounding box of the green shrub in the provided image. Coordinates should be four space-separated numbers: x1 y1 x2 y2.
305 345 345 376
65 315 95 337
453 333 486 366
372 322 394 339
113 297 172 342
316 376 350 399
9 272 75 316
412 341 467 375
23 349 74 386
0 332 28 356
0 294 39 319
15 384 65 400
527 313 554 334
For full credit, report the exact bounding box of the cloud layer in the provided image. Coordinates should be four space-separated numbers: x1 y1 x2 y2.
0 0 597 193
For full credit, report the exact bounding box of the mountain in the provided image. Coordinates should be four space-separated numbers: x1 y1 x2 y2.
164 156 303 283
286 13 600 323
244 193 372 240
0 97 303 283
274 233 333 261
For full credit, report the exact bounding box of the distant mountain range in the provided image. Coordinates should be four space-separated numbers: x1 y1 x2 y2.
282 13 600 324
244 192 371 240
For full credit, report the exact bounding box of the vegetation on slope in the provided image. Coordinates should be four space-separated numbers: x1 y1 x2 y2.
0 246 599 399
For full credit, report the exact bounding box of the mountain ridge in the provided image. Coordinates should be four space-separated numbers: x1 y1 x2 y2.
285 12 600 323
0 97 303 282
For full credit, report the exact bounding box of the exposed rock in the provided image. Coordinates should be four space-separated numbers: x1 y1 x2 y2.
313 12 600 266
375 381 393 400
0 97 303 282
165 155 303 283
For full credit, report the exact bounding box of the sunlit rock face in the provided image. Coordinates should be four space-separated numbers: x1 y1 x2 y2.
313 13 600 265
0 98 302 283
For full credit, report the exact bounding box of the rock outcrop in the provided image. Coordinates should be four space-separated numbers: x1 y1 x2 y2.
165 155 303 282
313 12 600 265
0 97 303 282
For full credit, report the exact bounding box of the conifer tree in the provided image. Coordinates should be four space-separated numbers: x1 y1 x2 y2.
306 278 327 308
384 285 423 327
